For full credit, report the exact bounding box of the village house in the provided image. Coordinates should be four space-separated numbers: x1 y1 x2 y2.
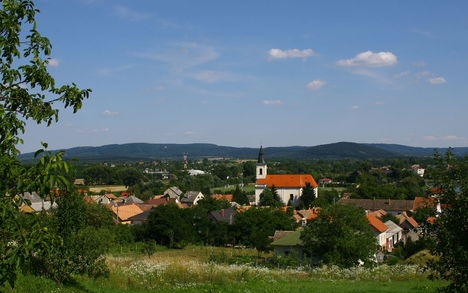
180 191 204 206
254 146 319 206
270 229 304 258
163 186 183 199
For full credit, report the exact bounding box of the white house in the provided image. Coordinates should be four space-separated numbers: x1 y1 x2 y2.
254 146 318 206
180 191 204 206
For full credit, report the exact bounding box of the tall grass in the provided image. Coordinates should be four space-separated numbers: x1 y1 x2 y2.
2 246 447 293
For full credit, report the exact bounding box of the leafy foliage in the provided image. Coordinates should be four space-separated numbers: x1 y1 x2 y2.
298 182 316 208
259 185 283 207
0 0 92 287
232 184 249 205
234 207 296 251
300 204 376 267
428 152 468 293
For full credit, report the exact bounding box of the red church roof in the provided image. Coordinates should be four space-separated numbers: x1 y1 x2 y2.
257 174 318 188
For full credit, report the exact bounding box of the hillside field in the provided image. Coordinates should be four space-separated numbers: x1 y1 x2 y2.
4 245 448 293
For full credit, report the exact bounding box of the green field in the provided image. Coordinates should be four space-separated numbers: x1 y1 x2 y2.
2 246 448 293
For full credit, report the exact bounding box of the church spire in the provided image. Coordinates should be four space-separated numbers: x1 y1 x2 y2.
257 145 265 164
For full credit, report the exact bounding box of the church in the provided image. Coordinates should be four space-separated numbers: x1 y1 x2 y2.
254 146 319 206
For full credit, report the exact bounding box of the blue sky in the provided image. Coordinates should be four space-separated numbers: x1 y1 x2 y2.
19 0 468 152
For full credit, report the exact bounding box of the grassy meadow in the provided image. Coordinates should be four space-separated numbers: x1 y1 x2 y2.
3 246 447 293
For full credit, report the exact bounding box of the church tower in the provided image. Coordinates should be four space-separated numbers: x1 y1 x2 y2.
256 145 267 180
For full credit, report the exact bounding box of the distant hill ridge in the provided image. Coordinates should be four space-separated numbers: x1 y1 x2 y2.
18 142 468 162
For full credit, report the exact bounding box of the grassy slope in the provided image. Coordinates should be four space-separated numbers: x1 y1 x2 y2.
3 246 447 293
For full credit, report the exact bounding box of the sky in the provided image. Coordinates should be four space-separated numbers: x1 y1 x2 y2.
18 0 468 153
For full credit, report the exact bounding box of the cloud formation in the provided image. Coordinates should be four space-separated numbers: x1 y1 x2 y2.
306 79 326 91
268 48 318 60
337 51 397 67
428 76 447 85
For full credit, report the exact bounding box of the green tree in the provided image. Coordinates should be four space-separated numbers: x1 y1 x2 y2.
118 167 143 188
232 184 249 205
234 207 296 252
145 203 194 248
298 182 316 209
0 0 90 287
300 204 376 267
428 152 468 293
259 185 283 207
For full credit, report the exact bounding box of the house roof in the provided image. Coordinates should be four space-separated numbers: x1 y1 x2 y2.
413 196 437 210
144 197 177 207
164 186 183 196
181 191 203 203
339 198 415 212
368 209 388 218
110 203 144 221
127 209 152 222
295 208 320 221
257 174 318 188
209 207 236 223
211 194 233 202
104 193 117 199
123 195 144 204
384 220 403 235
271 229 303 247
367 214 388 233
396 212 419 228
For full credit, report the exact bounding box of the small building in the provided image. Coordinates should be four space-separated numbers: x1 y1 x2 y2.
271 229 304 258
163 186 183 199
180 191 204 206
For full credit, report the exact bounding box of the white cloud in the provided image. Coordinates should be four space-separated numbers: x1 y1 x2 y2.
306 80 326 91
337 51 397 67
268 48 318 60
47 58 60 67
263 100 284 105
351 105 360 110
113 5 150 21
428 77 447 85
102 110 120 116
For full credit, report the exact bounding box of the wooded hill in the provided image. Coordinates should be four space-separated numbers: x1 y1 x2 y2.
19 141 468 162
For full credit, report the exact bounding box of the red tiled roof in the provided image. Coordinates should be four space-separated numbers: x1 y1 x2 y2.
367 214 388 233
368 209 387 218
257 174 318 188
211 194 234 202
406 216 419 228
413 196 437 210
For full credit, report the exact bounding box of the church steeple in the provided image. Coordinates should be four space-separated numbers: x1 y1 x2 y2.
257 145 265 164
256 145 267 180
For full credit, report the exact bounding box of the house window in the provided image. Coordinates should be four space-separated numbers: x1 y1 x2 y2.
289 194 294 201
259 168 263 175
